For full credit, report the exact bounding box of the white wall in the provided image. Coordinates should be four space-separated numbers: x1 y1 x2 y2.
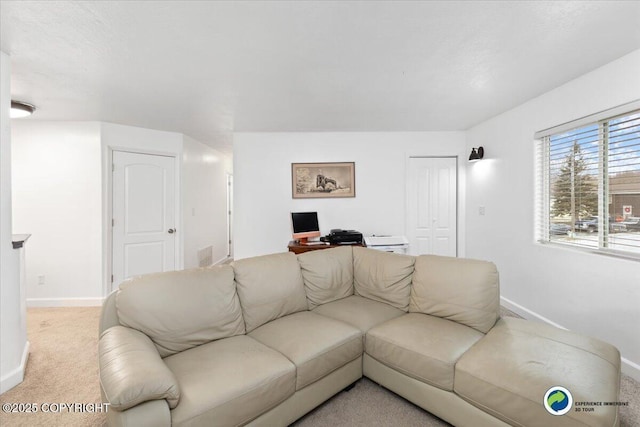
466 49 640 379
233 132 467 260
182 136 232 268
101 122 184 155
12 122 103 306
0 51 28 394
12 121 231 305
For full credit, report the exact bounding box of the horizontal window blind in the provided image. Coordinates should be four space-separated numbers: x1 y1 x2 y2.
537 108 640 258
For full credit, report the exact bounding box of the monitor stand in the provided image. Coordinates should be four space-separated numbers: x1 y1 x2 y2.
297 237 326 246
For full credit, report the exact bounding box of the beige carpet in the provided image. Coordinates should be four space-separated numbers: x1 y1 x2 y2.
0 307 638 427
0 307 104 427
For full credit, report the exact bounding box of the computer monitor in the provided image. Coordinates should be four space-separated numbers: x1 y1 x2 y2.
291 212 321 244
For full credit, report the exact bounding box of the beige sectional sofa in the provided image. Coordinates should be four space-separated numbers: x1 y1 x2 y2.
98 247 621 427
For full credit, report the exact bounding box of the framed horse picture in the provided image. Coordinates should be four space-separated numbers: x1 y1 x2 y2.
291 162 355 199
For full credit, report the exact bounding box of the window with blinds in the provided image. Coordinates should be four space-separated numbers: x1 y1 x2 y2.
536 106 640 257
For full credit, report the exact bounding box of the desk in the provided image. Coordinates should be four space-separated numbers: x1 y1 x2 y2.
287 240 364 255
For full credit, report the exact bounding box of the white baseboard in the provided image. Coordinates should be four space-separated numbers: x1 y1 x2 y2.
26 297 104 307
213 256 233 266
500 296 568 330
0 340 30 395
621 358 640 382
500 296 640 382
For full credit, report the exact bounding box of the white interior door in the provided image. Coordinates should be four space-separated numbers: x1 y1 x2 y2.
407 157 457 256
112 151 177 290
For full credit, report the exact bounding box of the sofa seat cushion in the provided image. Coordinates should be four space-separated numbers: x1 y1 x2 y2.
312 295 404 333
163 335 296 427
248 311 363 390
455 317 621 427
298 246 354 309
366 313 484 391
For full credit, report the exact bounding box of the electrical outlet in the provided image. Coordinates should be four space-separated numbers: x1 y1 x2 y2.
479 206 486 216
38 275 45 285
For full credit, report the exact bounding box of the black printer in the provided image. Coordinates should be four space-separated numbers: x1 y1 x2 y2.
321 229 363 245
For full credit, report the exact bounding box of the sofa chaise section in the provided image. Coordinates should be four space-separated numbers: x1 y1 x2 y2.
454 316 621 427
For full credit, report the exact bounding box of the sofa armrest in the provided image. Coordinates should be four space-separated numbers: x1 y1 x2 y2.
99 290 120 335
99 326 180 411
106 399 171 427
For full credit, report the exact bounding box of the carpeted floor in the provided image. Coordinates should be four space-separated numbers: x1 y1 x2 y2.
0 307 638 426
0 307 104 427
292 377 451 427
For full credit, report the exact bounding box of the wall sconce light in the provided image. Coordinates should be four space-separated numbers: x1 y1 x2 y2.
468 146 484 162
10 100 36 118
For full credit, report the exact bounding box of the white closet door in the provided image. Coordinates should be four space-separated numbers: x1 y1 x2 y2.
407 157 457 256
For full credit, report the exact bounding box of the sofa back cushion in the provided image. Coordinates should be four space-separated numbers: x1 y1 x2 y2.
409 255 499 333
353 247 415 312
232 252 308 332
298 246 354 310
116 265 245 357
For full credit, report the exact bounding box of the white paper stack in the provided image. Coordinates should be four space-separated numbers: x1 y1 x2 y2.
364 236 409 253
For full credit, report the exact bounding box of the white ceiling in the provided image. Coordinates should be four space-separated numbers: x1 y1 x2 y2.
2 1 639 153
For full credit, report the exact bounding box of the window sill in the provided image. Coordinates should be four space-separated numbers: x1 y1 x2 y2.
536 240 640 263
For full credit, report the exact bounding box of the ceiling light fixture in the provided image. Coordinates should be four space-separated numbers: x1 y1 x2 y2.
10 100 36 118
469 146 484 162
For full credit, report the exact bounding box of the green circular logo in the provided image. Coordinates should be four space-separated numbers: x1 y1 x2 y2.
543 386 573 415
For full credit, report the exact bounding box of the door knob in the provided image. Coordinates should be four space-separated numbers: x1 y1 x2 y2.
168 228 176 234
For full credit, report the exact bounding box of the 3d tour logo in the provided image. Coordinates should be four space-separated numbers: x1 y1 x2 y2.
543 386 573 416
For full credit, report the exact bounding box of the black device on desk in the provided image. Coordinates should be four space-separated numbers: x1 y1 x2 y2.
321 229 363 245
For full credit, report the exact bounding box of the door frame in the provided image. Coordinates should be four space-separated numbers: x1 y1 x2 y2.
405 155 460 257
226 173 233 259
103 147 182 296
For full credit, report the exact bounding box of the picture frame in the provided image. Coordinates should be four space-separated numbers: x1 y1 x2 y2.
292 162 356 199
